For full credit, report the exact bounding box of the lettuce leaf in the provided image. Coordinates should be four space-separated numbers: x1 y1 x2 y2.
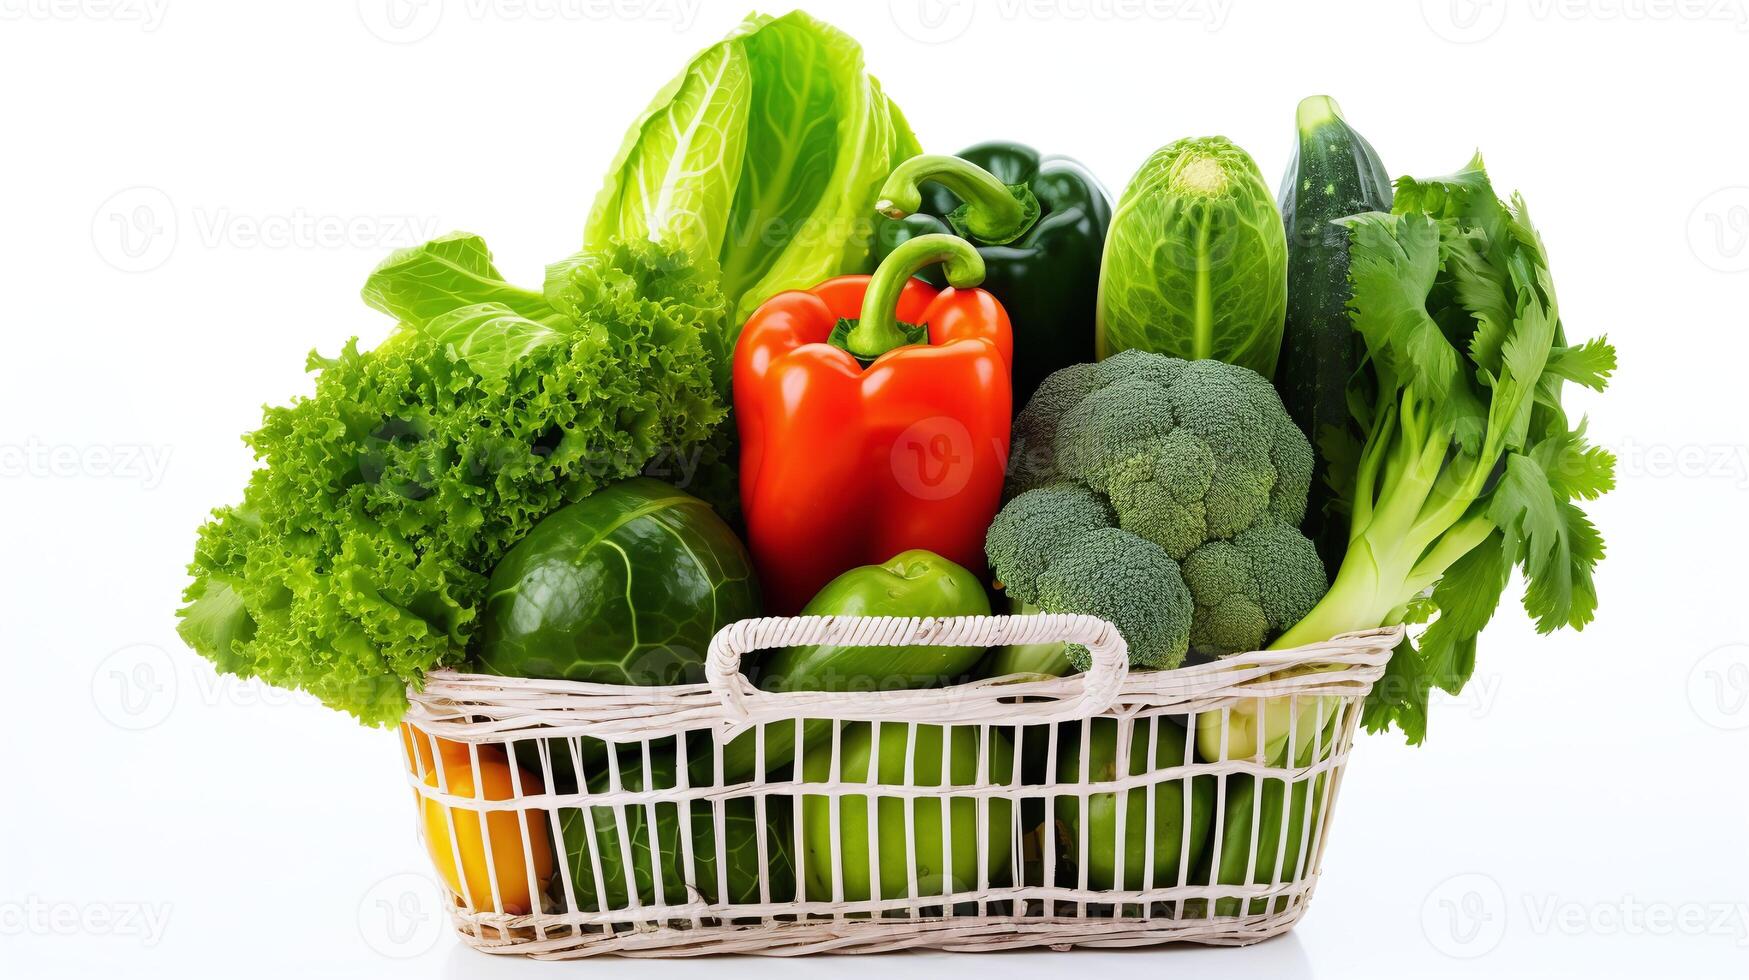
178 238 727 725
584 10 921 338
361 232 555 328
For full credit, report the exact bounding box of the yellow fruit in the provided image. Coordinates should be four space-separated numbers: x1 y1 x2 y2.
420 747 553 914
399 724 472 775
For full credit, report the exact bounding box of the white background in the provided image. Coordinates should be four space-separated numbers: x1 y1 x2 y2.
4 0 1746 976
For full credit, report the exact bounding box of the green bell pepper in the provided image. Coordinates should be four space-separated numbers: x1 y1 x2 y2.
873 143 1113 411
697 550 991 785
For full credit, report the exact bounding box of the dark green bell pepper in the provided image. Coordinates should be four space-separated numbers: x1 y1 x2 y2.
696 550 991 785
873 143 1113 411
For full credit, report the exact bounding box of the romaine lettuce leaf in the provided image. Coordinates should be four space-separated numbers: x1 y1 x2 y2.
584 11 921 335
361 232 555 328
584 40 751 270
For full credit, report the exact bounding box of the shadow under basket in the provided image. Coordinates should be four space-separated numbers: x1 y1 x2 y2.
400 614 1399 957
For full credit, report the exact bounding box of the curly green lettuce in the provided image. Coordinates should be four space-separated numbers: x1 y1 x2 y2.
178 236 727 725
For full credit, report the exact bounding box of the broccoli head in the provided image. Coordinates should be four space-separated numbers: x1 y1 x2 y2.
1180 519 1327 655
987 350 1327 665
986 487 1190 669
984 483 1113 599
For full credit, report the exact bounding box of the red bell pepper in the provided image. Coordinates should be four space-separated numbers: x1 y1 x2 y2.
734 235 1014 614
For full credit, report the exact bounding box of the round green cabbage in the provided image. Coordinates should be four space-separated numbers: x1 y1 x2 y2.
474 478 759 687
1095 136 1287 377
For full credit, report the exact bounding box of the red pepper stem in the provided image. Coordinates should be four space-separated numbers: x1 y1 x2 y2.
877 155 1035 243
844 234 986 360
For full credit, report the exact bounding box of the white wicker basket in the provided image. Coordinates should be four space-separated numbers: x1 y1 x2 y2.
400 614 1399 957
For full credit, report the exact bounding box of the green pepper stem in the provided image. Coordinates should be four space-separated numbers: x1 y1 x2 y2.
877 154 1036 244
843 234 985 360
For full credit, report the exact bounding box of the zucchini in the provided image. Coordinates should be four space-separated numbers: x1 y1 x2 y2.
1276 95 1392 576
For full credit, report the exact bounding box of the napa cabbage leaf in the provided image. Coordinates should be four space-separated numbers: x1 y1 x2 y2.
584 10 921 333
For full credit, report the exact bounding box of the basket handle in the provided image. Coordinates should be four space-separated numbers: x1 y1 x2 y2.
704 613 1129 723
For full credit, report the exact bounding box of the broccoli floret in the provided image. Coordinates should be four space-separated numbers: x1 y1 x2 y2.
1006 362 1104 497
985 484 1192 668
1182 519 1327 655
1052 354 1312 555
986 351 1326 668
984 483 1113 600
1034 528 1192 670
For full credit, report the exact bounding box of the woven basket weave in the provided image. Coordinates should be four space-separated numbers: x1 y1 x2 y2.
401 614 1399 957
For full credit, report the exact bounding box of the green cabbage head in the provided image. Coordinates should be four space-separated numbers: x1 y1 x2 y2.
1095 136 1288 377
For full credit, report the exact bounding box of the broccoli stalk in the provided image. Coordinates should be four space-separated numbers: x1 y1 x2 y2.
981 599 1073 680
1257 156 1615 744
